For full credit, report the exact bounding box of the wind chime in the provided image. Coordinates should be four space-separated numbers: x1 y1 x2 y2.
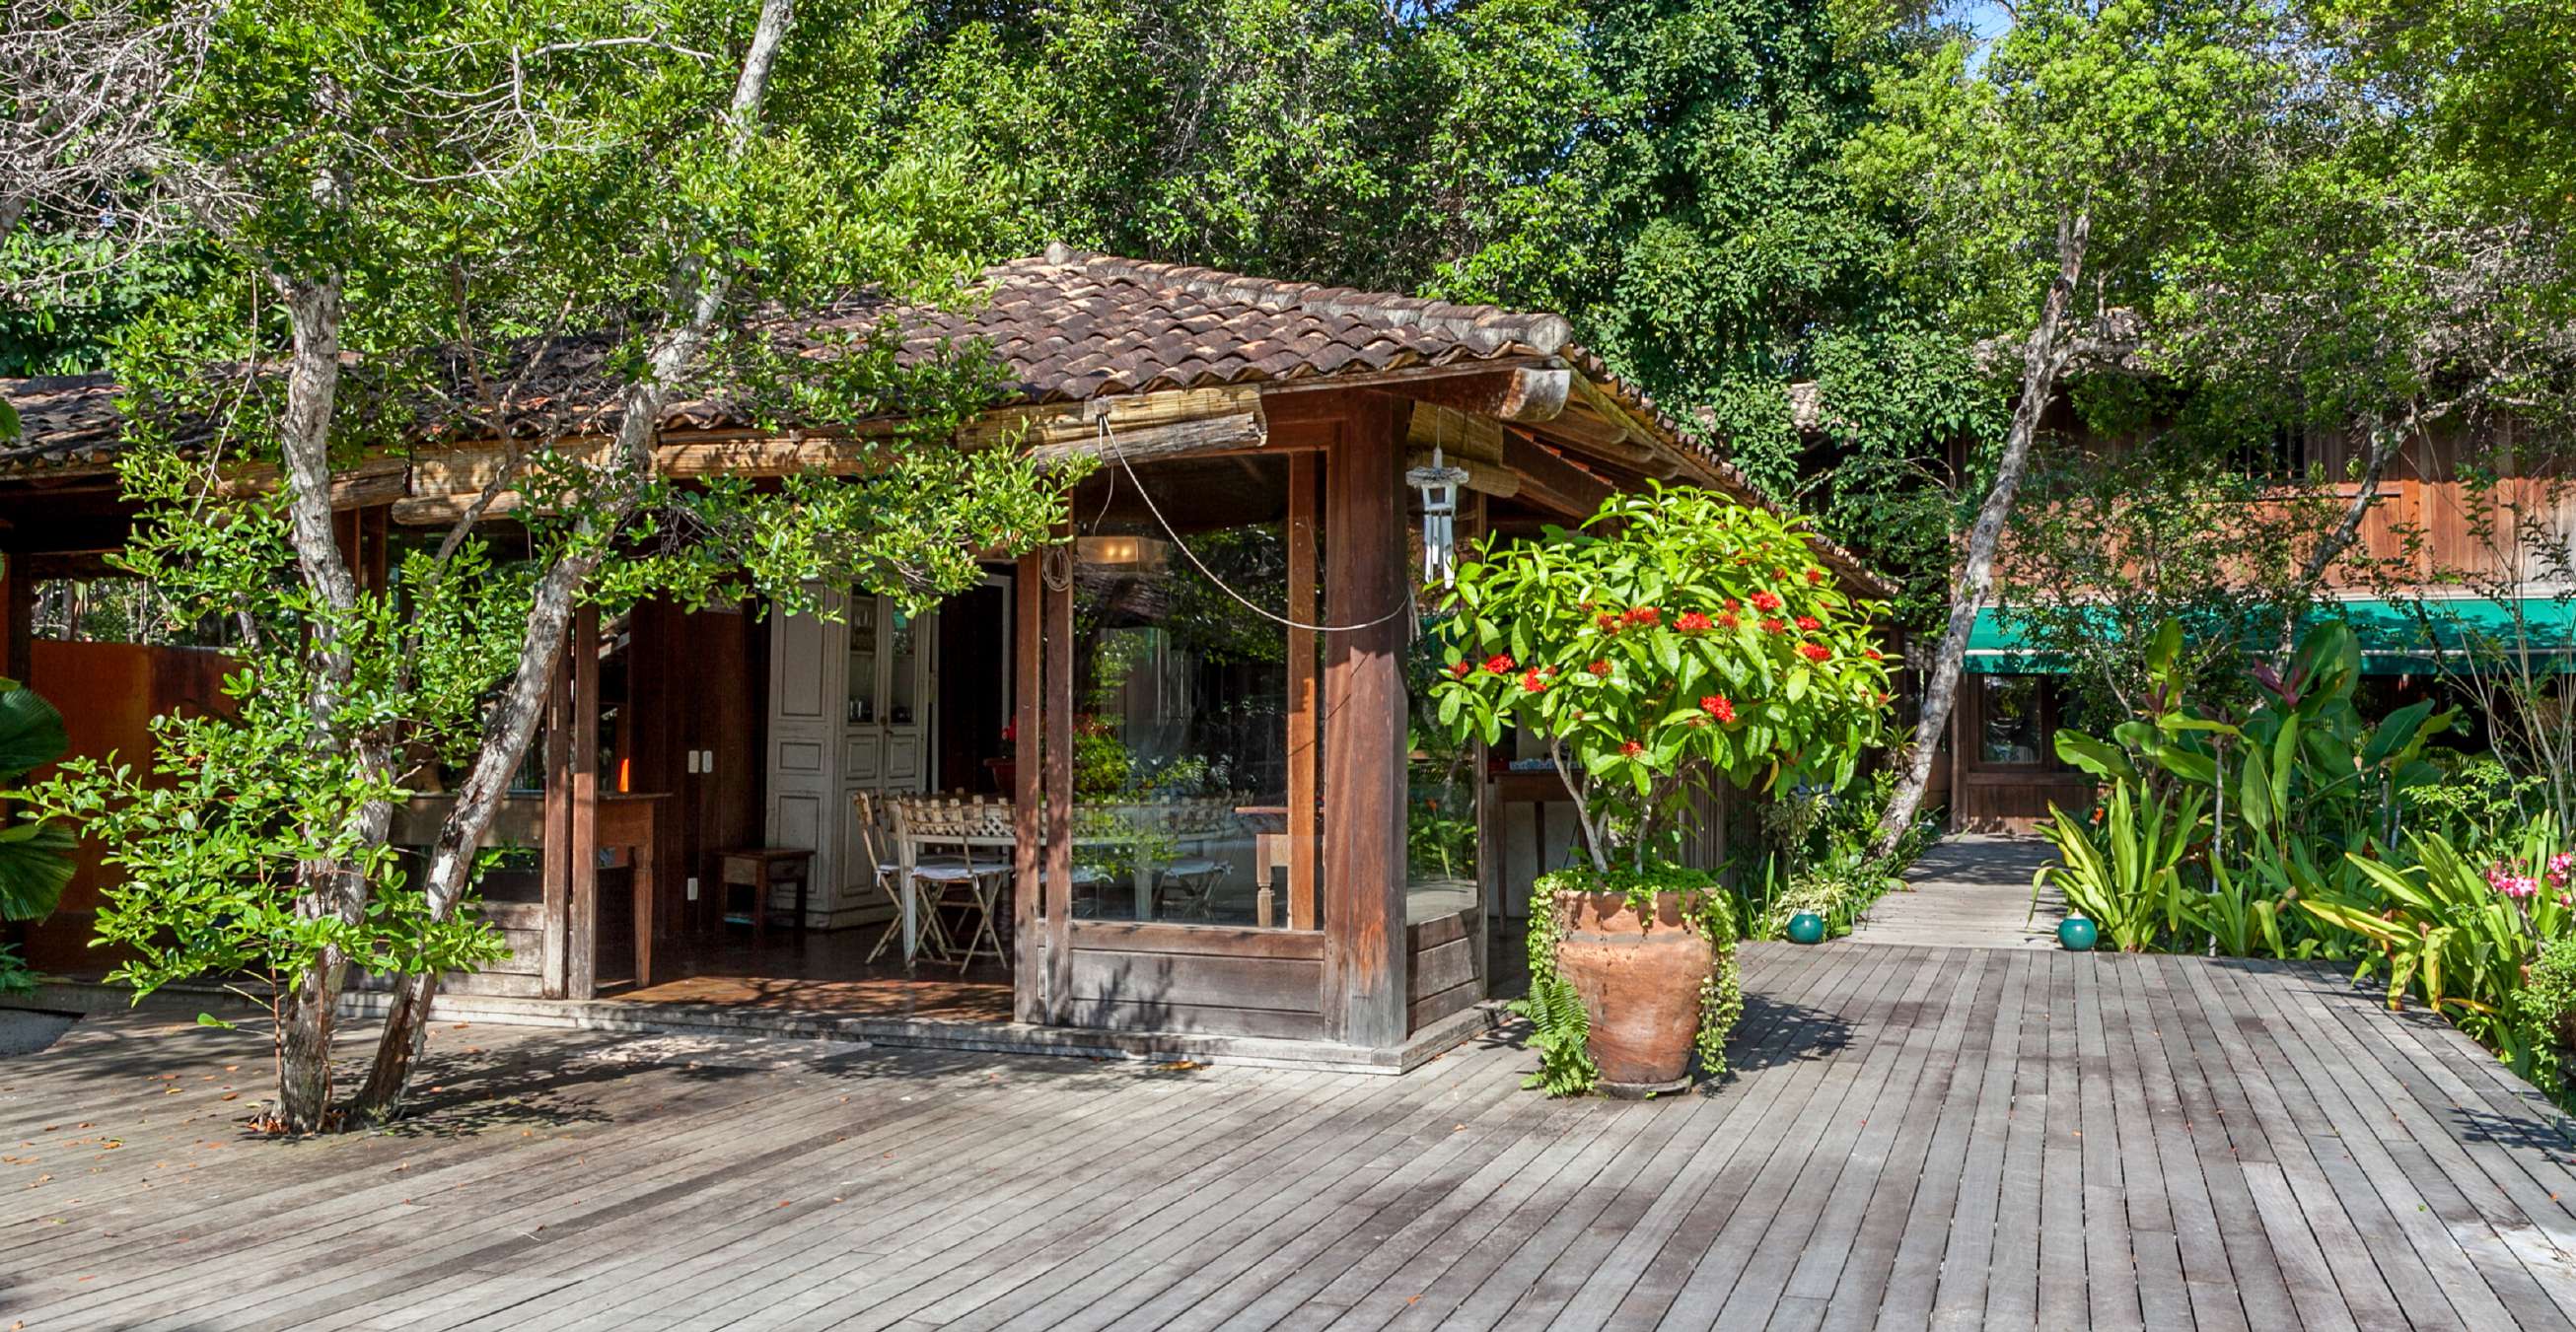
1405 440 1469 588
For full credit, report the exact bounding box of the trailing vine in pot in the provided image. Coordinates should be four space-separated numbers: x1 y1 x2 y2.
1431 485 1893 1095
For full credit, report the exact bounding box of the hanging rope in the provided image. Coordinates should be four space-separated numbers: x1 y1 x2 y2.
1091 411 1415 635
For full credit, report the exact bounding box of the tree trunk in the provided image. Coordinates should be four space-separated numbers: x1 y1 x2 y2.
353 0 802 1123
265 274 392 1134
1874 210 2093 858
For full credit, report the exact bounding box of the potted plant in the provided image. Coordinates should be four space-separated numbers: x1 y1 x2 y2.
1430 486 1892 1095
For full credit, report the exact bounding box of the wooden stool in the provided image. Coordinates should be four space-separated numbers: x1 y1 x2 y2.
710 849 813 946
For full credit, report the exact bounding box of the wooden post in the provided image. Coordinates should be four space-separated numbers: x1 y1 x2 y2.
1041 541 1075 1025
539 645 571 999
567 603 602 1000
1323 396 1410 1048
2 551 29 684
1012 553 1044 1024
1287 452 1320 931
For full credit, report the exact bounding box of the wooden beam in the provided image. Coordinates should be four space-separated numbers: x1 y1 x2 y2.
1287 452 1319 933
1500 430 1613 519
1023 410 1267 470
1402 401 1505 464
1012 552 1043 1024
217 456 410 510
1042 537 1075 1025
1378 368 1570 422
567 603 602 1002
1322 396 1410 1048
539 646 571 1000
1404 449 1520 499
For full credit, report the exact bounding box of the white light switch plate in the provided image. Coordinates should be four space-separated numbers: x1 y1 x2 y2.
685 876 699 901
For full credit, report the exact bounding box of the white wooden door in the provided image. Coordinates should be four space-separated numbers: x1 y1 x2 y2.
765 586 846 922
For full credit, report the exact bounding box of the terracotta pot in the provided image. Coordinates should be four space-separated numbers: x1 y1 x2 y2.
1554 889 1716 1096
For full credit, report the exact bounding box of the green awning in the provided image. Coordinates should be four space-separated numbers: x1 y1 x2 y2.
1964 597 2576 675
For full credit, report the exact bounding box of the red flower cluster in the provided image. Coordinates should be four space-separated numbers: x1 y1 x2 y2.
1587 659 1611 676
1483 653 1515 674
1449 660 1473 677
1751 591 1783 612
1521 668 1547 693
1596 612 1621 632
1619 739 1645 757
1675 609 1713 633
1806 568 1825 584
1723 596 1743 611
1700 694 1736 724
1794 615 1822 632
1761 617 1787 634
1625 605 1662 627
1718 612 1741 629
1863 648 1883 662
1799 643 1832 663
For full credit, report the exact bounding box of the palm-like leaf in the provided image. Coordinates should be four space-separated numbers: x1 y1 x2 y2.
0 677 73 921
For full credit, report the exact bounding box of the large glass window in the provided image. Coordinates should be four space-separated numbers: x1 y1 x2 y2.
1067 454 1317 928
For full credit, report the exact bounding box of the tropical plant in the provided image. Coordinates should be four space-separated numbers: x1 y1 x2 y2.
2310 819 2572 1070
2033 780 2207 951
0 677 74 924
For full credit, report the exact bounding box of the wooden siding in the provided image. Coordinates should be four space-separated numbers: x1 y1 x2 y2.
1061 920 1325 1040
1404 908 1483 1034
15 639 234 973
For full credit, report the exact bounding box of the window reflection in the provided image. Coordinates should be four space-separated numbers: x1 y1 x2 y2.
1068 455 1314 928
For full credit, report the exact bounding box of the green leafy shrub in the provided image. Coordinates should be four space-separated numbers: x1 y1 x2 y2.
0 943 36 998
1432 486 1885 1094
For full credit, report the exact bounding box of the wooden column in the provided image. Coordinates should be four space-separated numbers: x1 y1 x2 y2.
1322 396 1410 1048
566 604 603 1000
1287 452 1320 931
1041 542 1075 1024
539 646 571 999
1012 553 1044 1024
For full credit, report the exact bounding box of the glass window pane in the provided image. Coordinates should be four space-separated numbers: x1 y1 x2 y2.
1979 675 2044 764
1067 454 1311 928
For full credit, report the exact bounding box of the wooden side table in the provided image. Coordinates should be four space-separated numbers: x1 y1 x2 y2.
711 848 814 946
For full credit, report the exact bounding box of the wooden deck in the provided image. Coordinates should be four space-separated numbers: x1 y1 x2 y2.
1853 834 2062 950
8 942 2576 1329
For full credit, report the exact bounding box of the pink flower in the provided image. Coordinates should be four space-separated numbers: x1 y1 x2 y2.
2550 852 2573 888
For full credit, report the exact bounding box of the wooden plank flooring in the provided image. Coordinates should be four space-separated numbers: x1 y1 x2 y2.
8 944 2576 1329
1851 835 2060 950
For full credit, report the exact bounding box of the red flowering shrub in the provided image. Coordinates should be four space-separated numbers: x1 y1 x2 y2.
1430 483 1893 871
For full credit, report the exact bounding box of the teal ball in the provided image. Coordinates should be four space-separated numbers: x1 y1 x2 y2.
2058 916 2099 951
1786 912 1826 946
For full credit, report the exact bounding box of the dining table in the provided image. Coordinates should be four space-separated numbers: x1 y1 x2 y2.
891 804 1170 963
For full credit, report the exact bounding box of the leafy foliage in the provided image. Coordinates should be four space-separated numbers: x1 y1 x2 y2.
1430 484 1892 870
0 676 75 924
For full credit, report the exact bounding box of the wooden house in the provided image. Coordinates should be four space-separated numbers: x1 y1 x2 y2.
0 246 1885 1066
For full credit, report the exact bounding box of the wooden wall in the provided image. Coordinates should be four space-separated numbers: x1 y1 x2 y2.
18 639 234 973
1061 921 1325 1040
1405 909 1481 1034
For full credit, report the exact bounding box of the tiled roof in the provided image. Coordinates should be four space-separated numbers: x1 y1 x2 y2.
0 244 1577 469
0 245 1890 595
